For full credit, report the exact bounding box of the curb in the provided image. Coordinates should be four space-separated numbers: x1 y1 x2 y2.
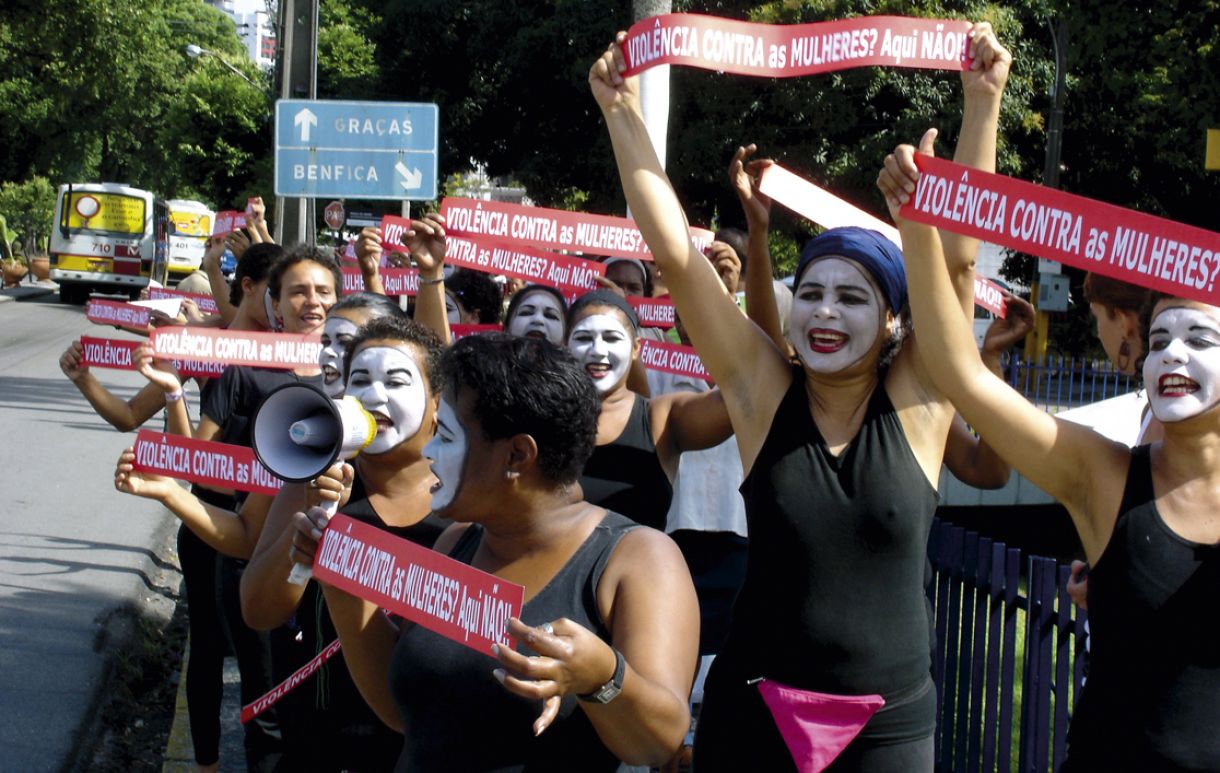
161 638 196 772
0 281 57 303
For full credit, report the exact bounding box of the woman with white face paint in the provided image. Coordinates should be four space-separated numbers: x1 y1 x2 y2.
288 333 700 770
888 139 1220 767
504 284 569 345
239 315 448 772
567 290 734 531
594 23 1012 771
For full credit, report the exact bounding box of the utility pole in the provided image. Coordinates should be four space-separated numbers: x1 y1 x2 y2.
1025 18 1069 366
275 0 319 246
628 0 671 222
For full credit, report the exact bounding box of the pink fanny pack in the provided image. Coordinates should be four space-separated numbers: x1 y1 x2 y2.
754 678 886 773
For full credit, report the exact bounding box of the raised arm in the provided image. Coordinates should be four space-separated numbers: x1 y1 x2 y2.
893 204 1127 561
941 22 1011 293
133 343 193 437
729 145 792 356
201 236 238 326
651 388 734 478
591 35 790 467
61 341 166 432
353 226 387 297
403 214 452 345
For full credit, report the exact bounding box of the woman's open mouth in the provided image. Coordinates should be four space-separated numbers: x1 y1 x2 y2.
322 364 341 384
370 410 395 434
586 362 612 379
808 329 848 354
1159 374 1200 397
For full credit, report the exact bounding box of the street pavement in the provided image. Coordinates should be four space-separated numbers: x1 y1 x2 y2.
0 291 217 772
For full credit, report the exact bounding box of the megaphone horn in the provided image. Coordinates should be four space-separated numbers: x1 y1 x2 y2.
252 382 377 585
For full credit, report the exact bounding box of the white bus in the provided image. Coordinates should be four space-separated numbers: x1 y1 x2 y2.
50 182 169 304
165 200 215 281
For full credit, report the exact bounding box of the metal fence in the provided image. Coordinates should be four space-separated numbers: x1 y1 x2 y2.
1002 355 1137 413
928 520 1088 773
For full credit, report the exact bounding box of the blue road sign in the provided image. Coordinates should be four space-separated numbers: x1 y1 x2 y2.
274 99 439 200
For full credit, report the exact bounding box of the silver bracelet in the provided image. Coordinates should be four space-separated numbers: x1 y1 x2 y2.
165 389 184 403
419 276 445 286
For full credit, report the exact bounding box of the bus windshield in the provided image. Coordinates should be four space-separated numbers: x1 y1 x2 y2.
65 192 147 237
169 210 212 239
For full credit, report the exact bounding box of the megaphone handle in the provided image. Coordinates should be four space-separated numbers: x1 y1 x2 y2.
286 498 339 586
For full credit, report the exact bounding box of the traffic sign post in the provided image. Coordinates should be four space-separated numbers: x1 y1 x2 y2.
275 100 439 200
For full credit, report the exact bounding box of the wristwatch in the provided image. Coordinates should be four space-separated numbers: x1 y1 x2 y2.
577 648 626 704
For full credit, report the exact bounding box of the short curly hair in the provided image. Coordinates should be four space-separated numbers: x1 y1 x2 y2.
441 333 598 484
343 315 446 396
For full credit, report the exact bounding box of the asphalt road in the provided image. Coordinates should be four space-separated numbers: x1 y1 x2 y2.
0 293 181 772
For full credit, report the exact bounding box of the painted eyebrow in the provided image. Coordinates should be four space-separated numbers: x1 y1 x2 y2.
797 280 871 294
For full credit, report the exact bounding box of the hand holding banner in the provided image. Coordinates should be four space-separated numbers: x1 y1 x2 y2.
900 156 1220 306
621 14 970 78
441 197 714 261
81 336 227 379
151 327 322 370
312 514 524 654
130 429 282 495
213 210 248 236
87 299 151 329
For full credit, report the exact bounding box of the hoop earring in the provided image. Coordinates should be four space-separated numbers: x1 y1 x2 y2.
1117 339 1132 373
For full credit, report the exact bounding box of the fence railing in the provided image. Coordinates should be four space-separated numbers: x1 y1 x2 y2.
1002 355 1137 413
928 520 1088 773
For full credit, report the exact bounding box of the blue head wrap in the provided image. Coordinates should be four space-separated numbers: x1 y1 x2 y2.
795 227 907 313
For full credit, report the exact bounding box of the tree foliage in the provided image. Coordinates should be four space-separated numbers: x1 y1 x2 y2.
0 0 269 209
0 176 56 253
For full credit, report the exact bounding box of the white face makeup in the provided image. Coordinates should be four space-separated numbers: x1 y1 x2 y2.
568 313 634 395
318 316 360 398
1143 305 1220 423
507 291 565 345
422 398 467 512
787 257 885 374
445 292 462 325
345 346 427 454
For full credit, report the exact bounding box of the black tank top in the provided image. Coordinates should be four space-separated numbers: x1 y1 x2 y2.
729 368 939 699
580 394 673 530
273 473 449 772
1064 445 1220 771
387 512 647 773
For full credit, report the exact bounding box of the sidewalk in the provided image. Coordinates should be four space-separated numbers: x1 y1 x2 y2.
0 278 57 303
162 650 246 772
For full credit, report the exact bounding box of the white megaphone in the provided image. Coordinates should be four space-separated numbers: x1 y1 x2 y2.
252 382 377 585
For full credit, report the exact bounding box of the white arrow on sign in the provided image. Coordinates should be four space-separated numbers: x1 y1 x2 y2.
395 161 423 190
294 108 317 142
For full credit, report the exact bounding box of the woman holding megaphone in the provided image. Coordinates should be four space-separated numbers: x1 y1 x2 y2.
240 314 450 773
287 334 700 771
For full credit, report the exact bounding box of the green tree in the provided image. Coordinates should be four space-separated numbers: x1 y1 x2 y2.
0 177 56 253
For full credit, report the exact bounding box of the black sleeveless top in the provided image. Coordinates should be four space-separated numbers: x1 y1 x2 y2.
1064 445 1220 771
580 394 673 530
387 512 647 773
727 368 939 700
273 473 449 772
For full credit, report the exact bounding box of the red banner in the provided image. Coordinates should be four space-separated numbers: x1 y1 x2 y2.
130 429 283 495
640 339 712 382
81 336 227 379
313 514 524 654
622 14 971 78
378 214 414 254
440 197 714 261
451 324 501 340
761 162 1009 315
901 156 1220 306
627 296 676 329
213 210 248 236
974 276 1008 318
150 327 322 370
446 234 606 291
241 639 342 724
149 286 220 315
341 266 420 297
87 299 150 329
